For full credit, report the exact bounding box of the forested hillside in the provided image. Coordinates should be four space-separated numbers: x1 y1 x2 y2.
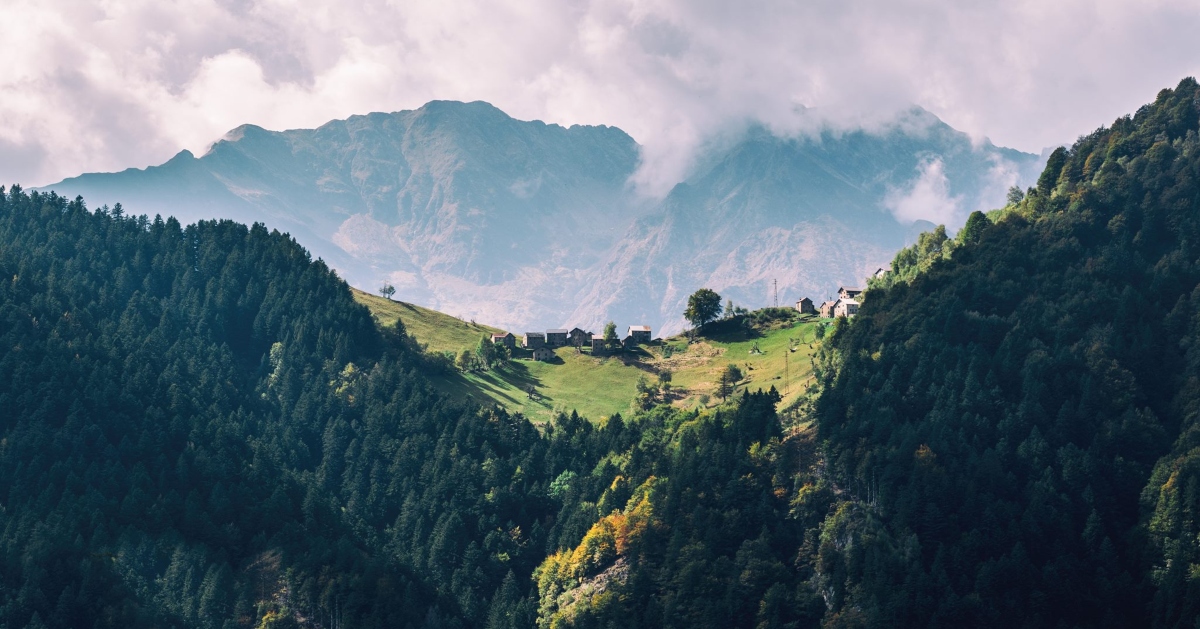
810 78 1200 628
9 78 1200 629
0 186 816 628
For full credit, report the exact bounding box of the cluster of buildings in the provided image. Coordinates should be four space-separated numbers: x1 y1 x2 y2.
794 287 860 318
491 268 889 364
795 266 891 319
490 325 653 361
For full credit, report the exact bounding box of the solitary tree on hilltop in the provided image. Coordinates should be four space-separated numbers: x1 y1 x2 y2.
379 282 396 300
685 288 723 332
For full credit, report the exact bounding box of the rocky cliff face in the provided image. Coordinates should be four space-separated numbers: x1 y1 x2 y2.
572 112 1042 332
42 101 1039 334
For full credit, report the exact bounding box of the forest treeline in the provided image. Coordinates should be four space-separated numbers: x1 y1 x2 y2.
0 185 817 628
811 77 1200 628
6 76 1200 629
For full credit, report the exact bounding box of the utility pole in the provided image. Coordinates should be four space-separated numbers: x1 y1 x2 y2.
784 346 789 395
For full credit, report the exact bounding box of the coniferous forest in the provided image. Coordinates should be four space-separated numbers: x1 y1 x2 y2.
2 77 1200 628
0 182 808 628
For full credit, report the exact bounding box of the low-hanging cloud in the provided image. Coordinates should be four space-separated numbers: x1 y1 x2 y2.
884 158 962 226
3 0 1200 192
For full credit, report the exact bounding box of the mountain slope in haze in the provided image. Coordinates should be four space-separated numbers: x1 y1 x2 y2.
41 102 1039 334
45 101 644 328
806 78 1200 628
575 111 1042 333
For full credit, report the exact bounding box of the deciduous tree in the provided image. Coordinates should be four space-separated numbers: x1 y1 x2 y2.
685 288 723 331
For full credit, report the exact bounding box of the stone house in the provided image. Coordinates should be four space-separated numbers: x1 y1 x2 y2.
819 300 837 318
838 287 863 301
795 297 815 314
627 325 652 345
546 329 569 347
834 299 859 317
568 328 592 346
531 346 555 361
591 335 609 354
523 332 545 349
490 332 516 349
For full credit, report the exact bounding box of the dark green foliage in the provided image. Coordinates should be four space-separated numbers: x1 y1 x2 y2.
812 78 1200 628
0 188 568 627
1037 145 1068 195
956 210 989 246
536 390 824 629
1005 185 1025 206
0 185 820 628
870 224 956 289
685 288 723 330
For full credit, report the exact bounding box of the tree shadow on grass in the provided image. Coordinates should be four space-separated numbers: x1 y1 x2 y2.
617 348 661 375
425 360 548 409
699 327 756 345
475 362 555 404
492 361 541 390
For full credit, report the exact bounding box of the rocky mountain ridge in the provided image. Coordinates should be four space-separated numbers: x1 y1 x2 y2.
42 101 1042 334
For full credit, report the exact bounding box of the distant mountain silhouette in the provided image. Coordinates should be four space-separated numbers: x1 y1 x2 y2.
42 101 1041 333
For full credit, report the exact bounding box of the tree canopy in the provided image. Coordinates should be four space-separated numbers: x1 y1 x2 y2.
810 77 1200 628
0 185 816 628
685 288 723 330
379 281 396 299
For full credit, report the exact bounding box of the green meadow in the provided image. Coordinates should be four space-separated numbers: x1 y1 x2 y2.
354 287 824 422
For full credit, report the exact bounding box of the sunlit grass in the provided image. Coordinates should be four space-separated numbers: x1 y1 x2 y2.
355 286 825 422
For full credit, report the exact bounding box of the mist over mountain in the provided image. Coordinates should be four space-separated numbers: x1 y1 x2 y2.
573 110 1041 332
42 101 1040 333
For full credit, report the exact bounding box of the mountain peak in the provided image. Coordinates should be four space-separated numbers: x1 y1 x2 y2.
220 123 270 143
166 149 195 163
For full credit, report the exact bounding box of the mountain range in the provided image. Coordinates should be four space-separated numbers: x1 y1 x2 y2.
42 101 1043 334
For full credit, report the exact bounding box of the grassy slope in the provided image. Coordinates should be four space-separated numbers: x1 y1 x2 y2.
352 288 502 353
354 287 823 422
657 315 822 410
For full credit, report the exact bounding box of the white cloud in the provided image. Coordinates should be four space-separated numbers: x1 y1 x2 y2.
885 158 962 226
2 0 1200 189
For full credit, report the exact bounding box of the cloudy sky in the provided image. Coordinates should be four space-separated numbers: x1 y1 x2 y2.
3 0 1200 191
